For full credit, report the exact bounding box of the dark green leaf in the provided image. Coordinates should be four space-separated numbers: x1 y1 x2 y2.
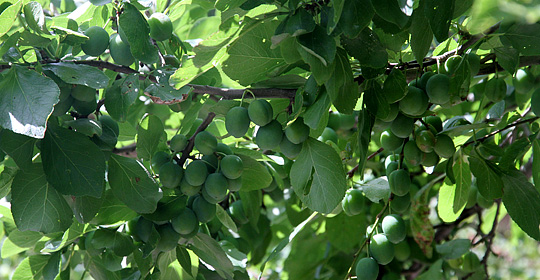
303 91 331 130
416 259 443 280
499 137 530 170
435 239 470 259
136 115 165 161
43 62 109 89
11 164 73 234
42 251 60 280
338 0 374 38
290 138 347 213
383 68 408 103
0 129 35 170
91 229 134 256
238 190 262 228
91 189 138 225
0 66 60 139
357 108 374 180
469 151 503 199
494 47 519 75
325 48 359 114
189 233 234 280
145 77 192 103
342 27 388 69
176 246 194 277
533 139 540 192
72 194 104 224
424 0 454 42
410 1 433 66
0 165 17 198
502 170 540 240
504 23 540 56
108 155 163 214
118 3 158 64
297 25 336 66
371 0 409 29
326 212 367 251
216 205 238 233
363 80 389 119
41 124 105 197
273 9 315 43
104 75 139 122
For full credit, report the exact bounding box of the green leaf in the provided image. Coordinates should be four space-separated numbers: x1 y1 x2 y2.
424 0 454 42
118 3 158 64
189 233 235 280
18 31 52 47
222 20 287 86
12 255 51 280
290 138 347 213
342 27 388 69
363 80 389 120
297 40 334 85
41 222 90 253
176 246 198 277
0 165 17 198
0 66 60 139
43 62 110 89
41 124 105 197
0 129 36 170
297 25 336 67
533 139 540 192
273 9 315 44
215 205 238 233
410 1 433 67
0 0 22 37
23 2 46 34
91 229 134 256
383 68 408 103
238 190 262 228
499 137 530 171
325 48 359 114
416 259 443 280
371 0 409 29
11 164 73 234
259 212 317 277
361 177 390 203
435 239 471 260
237 154 272 191
192 25 238 68
504 23 540 56
91 189 138 225
502 170 540 240
469 151 503 199
108 155 163 214
104 75 139 123
72 194 104 224
325 212 367 252
338 0 374 38
42 251 61 280
0 31 21 58
494 47 519 75
303 91 331 130
438 152 470 222
136 114 165 161
1 229 43 258
357 108 374 180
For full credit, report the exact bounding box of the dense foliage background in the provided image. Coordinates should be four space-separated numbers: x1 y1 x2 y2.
0 0 540 279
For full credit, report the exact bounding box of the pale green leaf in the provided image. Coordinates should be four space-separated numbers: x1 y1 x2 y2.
189 233 234 280
0 0 22 37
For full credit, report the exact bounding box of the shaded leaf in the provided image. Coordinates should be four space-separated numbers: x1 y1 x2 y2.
43 62 109 89
502 170 540 240
11 164 73 234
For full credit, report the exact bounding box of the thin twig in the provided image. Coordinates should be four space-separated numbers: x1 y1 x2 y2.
462 117 539 148
177 112 216 166
347 147 384 178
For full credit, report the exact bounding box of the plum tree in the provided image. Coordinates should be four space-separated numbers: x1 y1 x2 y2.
220 155 243 179
170 134 188 152
185 160 209 186
158 162 183 188
194 131 217 155
342 188 365 216
355 257 378 280
388 169 411 196
369 234 395 265
255 120 283 150
284 117 309 144
109 33 134 66
426 73 451 105
381 214 406 244
248 99 273 126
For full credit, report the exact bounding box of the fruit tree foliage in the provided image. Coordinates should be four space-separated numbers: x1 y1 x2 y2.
0 0 540 279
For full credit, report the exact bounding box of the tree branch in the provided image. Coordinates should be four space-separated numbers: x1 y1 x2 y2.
177 112 216 166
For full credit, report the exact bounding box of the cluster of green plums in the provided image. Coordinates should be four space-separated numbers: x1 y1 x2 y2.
225 99 310 158
80 12 172 64
138 128 245 250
